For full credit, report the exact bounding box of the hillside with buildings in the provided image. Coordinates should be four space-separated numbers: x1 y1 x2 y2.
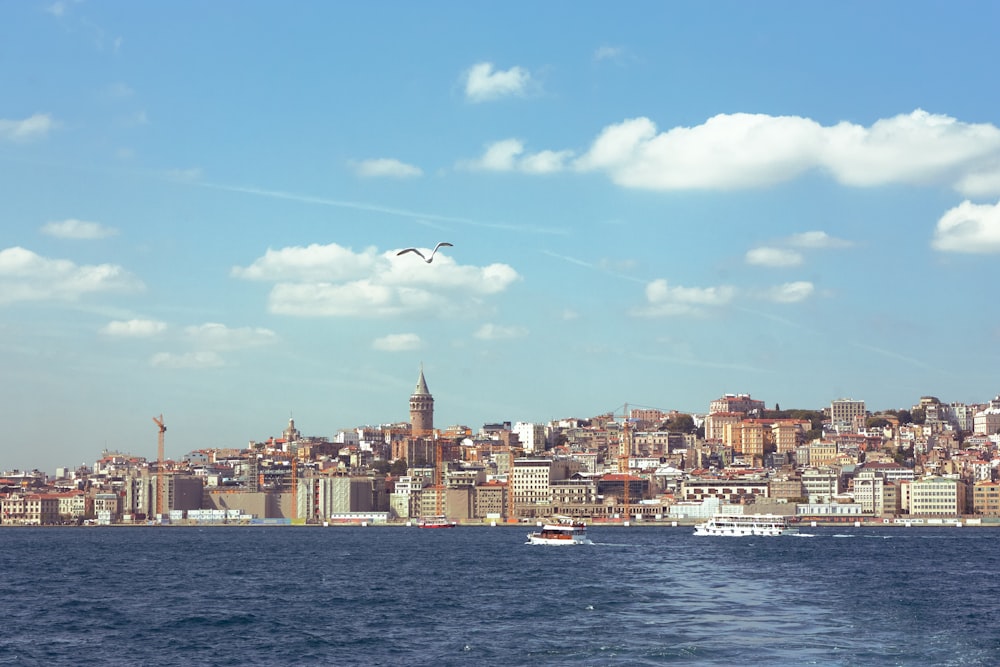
4 369 1000 526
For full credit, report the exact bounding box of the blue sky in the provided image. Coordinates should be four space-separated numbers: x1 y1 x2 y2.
4 2 1000 473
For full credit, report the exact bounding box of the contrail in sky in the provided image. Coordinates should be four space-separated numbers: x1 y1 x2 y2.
196 181 568 236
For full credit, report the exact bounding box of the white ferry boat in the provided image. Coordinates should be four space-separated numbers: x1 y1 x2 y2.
693 513 793 537
526 519 593 546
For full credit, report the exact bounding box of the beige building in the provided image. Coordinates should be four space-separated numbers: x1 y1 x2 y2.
972 481 1000 516
909 476 966 516
831 398 866 431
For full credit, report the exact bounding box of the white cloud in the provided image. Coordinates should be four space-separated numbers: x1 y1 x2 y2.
183 323 277 350
102 319 167 337
746 247 803 268
373 333 422 351
474 323 528 340
786 230 853 249
41 219 118 240
931 200 1000 253
355 158 423 178
460 139 572 173
574 110 1000 193
634 278 735 317
764 281 815 303
232 243 380 282
235 243 520 318
0 246 142 305
0 113 55 142
520 149 574 175
150 351 225 369
464 62 531 102
463 139 524 171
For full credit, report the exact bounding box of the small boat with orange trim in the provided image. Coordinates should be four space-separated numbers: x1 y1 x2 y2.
526 518 592 545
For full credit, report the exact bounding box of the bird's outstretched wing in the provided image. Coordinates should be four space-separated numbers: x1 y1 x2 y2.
397 242 453 263
397 247 428 261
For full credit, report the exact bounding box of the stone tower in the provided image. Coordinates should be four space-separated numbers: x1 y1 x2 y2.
409 365 434 437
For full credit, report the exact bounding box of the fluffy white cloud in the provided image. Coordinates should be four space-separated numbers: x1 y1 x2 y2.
41 219 118 240
373 333 422 351
355 158 423 178
746 247 803 268
232 243 381 282
464 62 531 102
0 246 142 305
474 323 528 340
931 200 1000 253
183 323 277 350
460 139 572 173
635 279 735 317
102 319 167 337
150 351 225 369
764 281 815 303
0 113 55 142
574 110 1000 194
236 243 520 318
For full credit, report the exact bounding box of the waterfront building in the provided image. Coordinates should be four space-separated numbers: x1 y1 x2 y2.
908 475 966 516
801 468 840 503
972 480 1000 516
473 481 507 520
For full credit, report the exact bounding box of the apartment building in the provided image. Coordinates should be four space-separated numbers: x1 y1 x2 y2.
972 481 1000 516
908 476 966 516
831 398 866 431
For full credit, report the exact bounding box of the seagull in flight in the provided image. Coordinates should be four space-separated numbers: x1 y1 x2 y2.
396 242 453 263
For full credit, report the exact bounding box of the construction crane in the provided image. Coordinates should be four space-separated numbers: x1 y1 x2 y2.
153 414 166 518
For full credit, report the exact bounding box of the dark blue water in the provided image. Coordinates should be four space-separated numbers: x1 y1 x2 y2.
1 525 998 666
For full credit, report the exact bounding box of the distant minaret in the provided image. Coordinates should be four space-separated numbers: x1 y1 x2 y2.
409 365 434 437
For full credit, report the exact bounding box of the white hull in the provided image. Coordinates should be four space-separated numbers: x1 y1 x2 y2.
526 534 593 546
526 521 592 545
694 513 791 537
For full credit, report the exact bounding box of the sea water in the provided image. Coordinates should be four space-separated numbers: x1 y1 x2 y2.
1 525 998 666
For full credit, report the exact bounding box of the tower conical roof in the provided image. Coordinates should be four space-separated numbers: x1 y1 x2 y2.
413 365 430 395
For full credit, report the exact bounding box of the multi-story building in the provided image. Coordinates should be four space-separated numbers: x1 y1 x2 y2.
680 478 769 504
509 458 582 518
831 398 866 431
709 393 765 415
1 493 60 525
514 422 546 454
852 468 887 515
551 477 600 517
909 476 966 516
801 468 839 503
473 481 507 519
704 412 742 442
972 480 1000 516
973 407 1000 436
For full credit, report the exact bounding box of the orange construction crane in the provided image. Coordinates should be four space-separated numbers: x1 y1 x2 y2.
153 414 166 518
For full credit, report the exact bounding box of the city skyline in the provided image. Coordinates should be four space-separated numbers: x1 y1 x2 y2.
3 3 1000 472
